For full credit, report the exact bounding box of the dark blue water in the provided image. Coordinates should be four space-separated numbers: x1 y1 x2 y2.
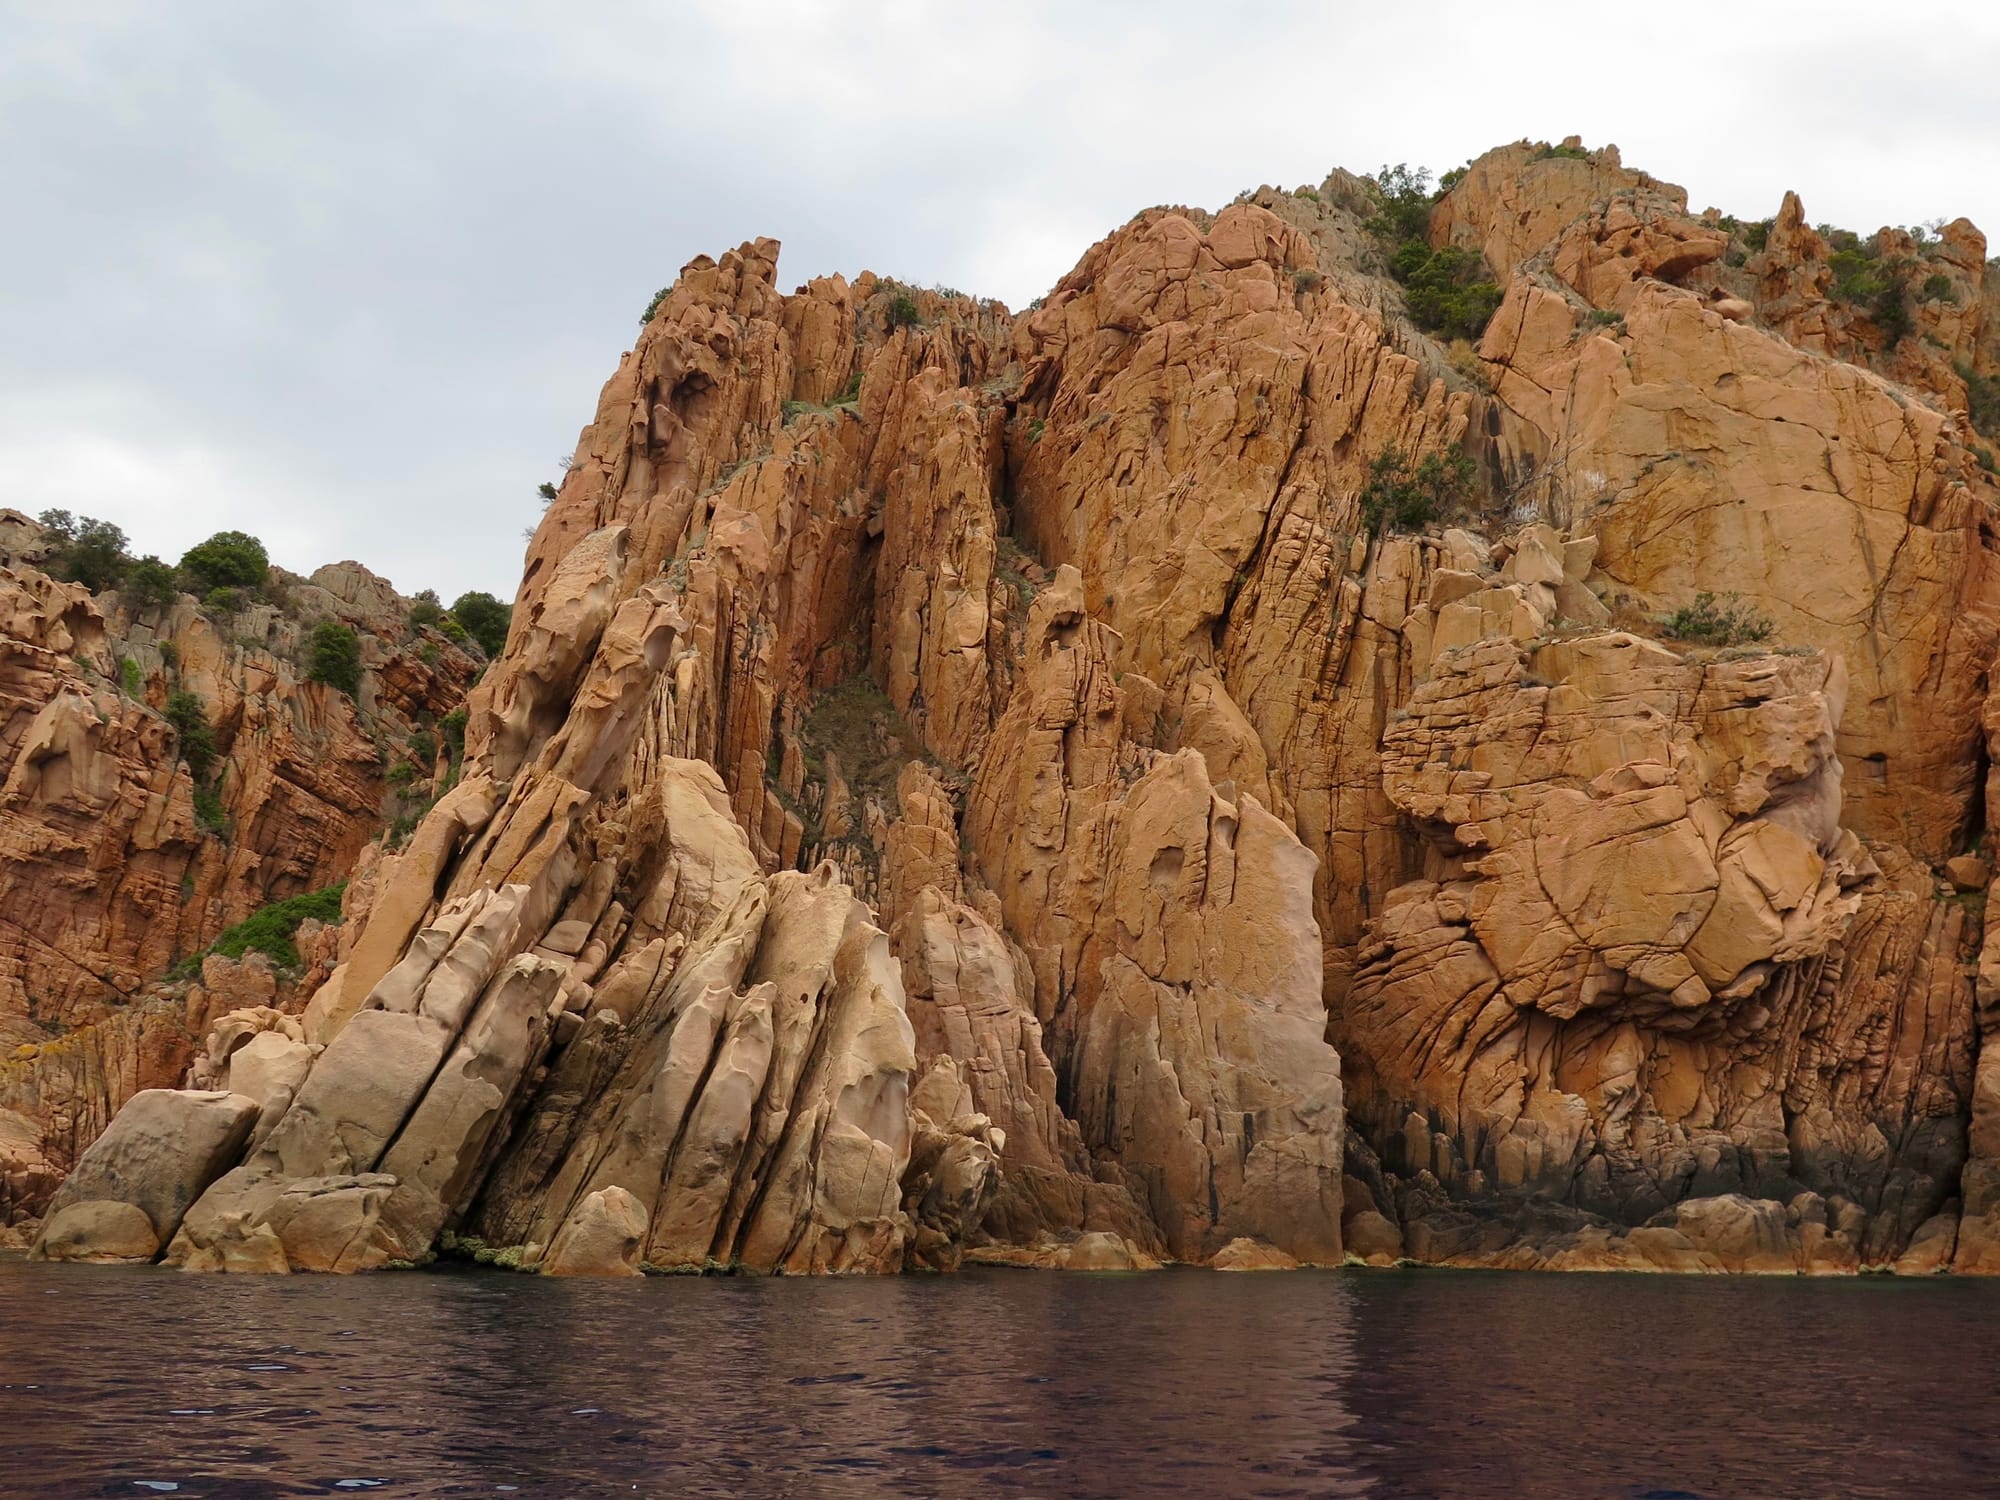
1 1256 1994 1498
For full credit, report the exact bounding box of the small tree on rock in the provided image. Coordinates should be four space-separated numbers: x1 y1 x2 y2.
449 591 511 658
308 621 362 697
163 690 217 780
40 513 132 592
122 555 179 611
179 530 269 594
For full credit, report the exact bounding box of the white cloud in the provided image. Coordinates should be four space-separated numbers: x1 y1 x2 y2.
3 1 1997 604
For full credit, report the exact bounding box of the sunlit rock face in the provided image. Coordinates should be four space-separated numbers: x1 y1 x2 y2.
32 134 2000 1274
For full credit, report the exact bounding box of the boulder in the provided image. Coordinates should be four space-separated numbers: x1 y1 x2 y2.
1210 1237 1300 1271
30 1090 258 1261
542 1186 647 1277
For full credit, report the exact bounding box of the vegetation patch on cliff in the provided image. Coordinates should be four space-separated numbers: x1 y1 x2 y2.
799 675 923 799
1359 445 1477 533
177 882 346 974
1365 165 1504 341
1663 592 1774 647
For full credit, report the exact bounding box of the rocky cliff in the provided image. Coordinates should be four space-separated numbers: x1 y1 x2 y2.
0 525 480 1225
28 136 2000 1275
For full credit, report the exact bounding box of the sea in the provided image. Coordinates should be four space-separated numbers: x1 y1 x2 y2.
1 1256 1993 1497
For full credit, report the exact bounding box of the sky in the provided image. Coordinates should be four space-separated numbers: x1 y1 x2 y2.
4 1 1998 603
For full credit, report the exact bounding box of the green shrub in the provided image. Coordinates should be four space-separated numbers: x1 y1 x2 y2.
122 555 178 612
163 690 216 779
449 591 511 657
179 531 268 594
1533 142 1592 161
438 614 469 645
203 883 346 969
385 760 419 789
1921 273 1955 303
885 290 922 330
536 481 558 503
118 657 142 697
1827 244 1913 345
1363 171 1502 341
307 621 362 697
192 784 229 836
39 513 131 592
1741 220 1771 252
1664 592 1773 646
408 589 443 630
1827 245 1880 297
1294 268 1324 293
202 586 245 618
640 286 670 326
440 707 468 763
1957 362 2000 437
1396 244 1504 340
1873 280 1914 346
1363 163 1435 245
1359 447 1477 533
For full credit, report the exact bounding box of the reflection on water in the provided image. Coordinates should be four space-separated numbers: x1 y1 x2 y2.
0 1257 1993 1497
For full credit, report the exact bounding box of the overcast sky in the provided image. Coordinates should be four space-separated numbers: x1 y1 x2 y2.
5 1 1997 603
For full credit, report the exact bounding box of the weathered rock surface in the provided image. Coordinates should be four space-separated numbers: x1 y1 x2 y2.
29 1089 259 1261
35 135 2000 1275
0 532 479 1225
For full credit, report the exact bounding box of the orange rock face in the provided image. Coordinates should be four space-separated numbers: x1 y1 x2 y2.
0 535 478 1223
32 137 2000 1274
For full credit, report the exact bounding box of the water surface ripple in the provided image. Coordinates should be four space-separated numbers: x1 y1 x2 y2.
2 1258 1993 1497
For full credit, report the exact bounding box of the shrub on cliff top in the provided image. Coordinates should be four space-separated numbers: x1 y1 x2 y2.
1363 165 1503 341
449 591 511 658
1363 164 1436 244
38 512 132 593
179 530 269 594
122 555 178 612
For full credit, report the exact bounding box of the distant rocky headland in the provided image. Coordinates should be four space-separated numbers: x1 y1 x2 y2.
9 136 2000 1278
